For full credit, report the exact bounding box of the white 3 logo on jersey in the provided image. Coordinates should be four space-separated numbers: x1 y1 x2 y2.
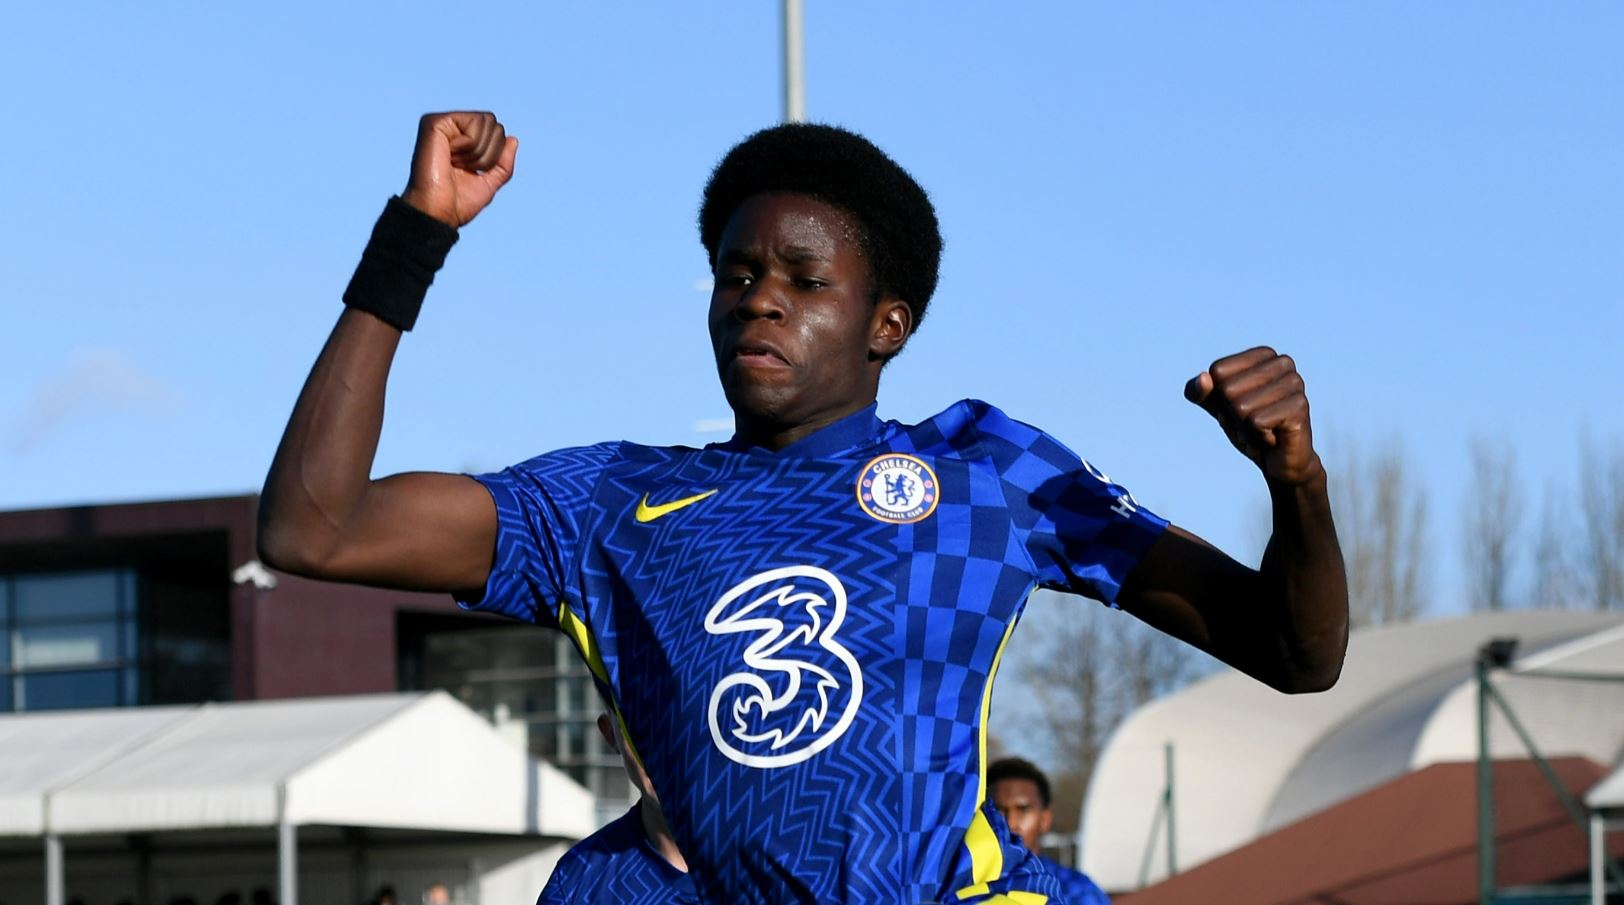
704 565 864 768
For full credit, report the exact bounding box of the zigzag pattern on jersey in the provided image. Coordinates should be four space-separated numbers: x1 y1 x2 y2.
583 447 905 903
468 441 625 626
469 402 1165 905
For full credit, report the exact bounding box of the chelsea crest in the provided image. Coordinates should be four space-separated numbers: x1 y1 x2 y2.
857 454 939 524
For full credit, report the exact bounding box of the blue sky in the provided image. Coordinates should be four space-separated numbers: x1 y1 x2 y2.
2 2 1620 619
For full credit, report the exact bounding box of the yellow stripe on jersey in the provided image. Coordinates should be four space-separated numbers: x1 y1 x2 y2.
558 599 610 684
557 599 650 770
956 611 1023 899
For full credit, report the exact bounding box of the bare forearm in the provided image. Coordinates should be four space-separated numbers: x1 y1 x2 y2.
1257 465 1349 692
258 309 401 572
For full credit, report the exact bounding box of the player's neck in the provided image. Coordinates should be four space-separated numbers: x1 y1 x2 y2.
733 396 880 451
639 799 688 873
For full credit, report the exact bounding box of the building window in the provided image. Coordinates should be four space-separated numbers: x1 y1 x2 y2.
2 570 139 711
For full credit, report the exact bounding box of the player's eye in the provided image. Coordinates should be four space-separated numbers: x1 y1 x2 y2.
794 277 828 290
720 272 754 288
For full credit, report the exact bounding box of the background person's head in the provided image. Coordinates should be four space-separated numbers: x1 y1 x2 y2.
987 757 1054 851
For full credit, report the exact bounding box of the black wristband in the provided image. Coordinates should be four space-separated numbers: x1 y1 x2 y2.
342 196 460 331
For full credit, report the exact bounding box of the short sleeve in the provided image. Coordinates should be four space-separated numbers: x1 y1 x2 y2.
455 442 621 627
975 404 1167 605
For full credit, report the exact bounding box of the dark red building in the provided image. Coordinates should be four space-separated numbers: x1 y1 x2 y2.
0 494 634 821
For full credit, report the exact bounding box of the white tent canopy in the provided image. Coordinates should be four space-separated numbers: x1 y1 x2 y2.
1 692 594 905
1081 611 1624 891
0 703 196 837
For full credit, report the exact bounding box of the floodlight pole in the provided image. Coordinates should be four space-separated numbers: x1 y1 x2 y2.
781 0 806 122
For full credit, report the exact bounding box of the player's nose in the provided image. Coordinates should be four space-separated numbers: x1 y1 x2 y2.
731 278 787 321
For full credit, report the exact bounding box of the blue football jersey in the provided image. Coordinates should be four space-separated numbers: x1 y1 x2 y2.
463 400 1167 904
1038 858 1109 905
537 801 699 905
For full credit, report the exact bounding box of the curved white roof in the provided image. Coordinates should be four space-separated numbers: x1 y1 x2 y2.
0 691 595 839
1080 610 1624 890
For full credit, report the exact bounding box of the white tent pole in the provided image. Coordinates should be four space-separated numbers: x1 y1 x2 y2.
279 819 298 905
45 833 65 905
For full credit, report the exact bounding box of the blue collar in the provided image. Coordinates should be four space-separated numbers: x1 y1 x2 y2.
712 404 885 458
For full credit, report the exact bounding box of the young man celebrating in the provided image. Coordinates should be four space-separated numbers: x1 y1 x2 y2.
260 111 1347 904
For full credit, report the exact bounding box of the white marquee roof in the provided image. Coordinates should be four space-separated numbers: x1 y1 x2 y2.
1080 610 1624 890
0 692 594 839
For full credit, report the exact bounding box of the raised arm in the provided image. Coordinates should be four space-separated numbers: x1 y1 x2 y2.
1118 347 1349 693
257 112 519 593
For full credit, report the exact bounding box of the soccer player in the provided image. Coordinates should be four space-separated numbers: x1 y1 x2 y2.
538 713 698 904
259 111 1348 903
987 758 1109 905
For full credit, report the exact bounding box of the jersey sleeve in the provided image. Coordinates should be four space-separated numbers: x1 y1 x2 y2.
455 442 621 627
975 403 1168 605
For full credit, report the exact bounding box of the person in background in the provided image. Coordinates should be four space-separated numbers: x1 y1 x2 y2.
988 757 1111 905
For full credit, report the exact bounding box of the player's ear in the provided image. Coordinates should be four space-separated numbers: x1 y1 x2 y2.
596 713 620 752
869 294 912 361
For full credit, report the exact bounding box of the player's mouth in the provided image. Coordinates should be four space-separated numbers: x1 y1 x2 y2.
731 341 791 369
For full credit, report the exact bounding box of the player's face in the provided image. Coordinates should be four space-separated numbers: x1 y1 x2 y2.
709 193 905 444
991 778 1053 851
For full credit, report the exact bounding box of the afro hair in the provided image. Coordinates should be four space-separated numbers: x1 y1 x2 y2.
986 757 1052 807
699 123 943 333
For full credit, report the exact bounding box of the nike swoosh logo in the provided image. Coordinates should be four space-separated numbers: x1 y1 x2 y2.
635 489 718 523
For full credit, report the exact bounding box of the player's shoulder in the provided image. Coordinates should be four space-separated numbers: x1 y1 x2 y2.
568 805 648 861
501 441 626 480
502 439 702 479
897 399 1068 463
540 808 640 887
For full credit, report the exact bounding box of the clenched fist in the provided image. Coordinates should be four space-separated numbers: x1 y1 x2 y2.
400 112 518 228
1185 347 1324 486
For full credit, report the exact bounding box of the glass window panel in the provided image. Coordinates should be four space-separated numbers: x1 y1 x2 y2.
14 572 121 622
17 669 119 711
14 622 120 668
119 571 137 619
0 677 11 712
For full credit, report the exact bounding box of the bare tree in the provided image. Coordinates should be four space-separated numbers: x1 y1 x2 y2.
1330 438 1430 626
1461 437 1523 611
1531 480 1583 610
1009 593 1212 833
1578 437 1624 611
